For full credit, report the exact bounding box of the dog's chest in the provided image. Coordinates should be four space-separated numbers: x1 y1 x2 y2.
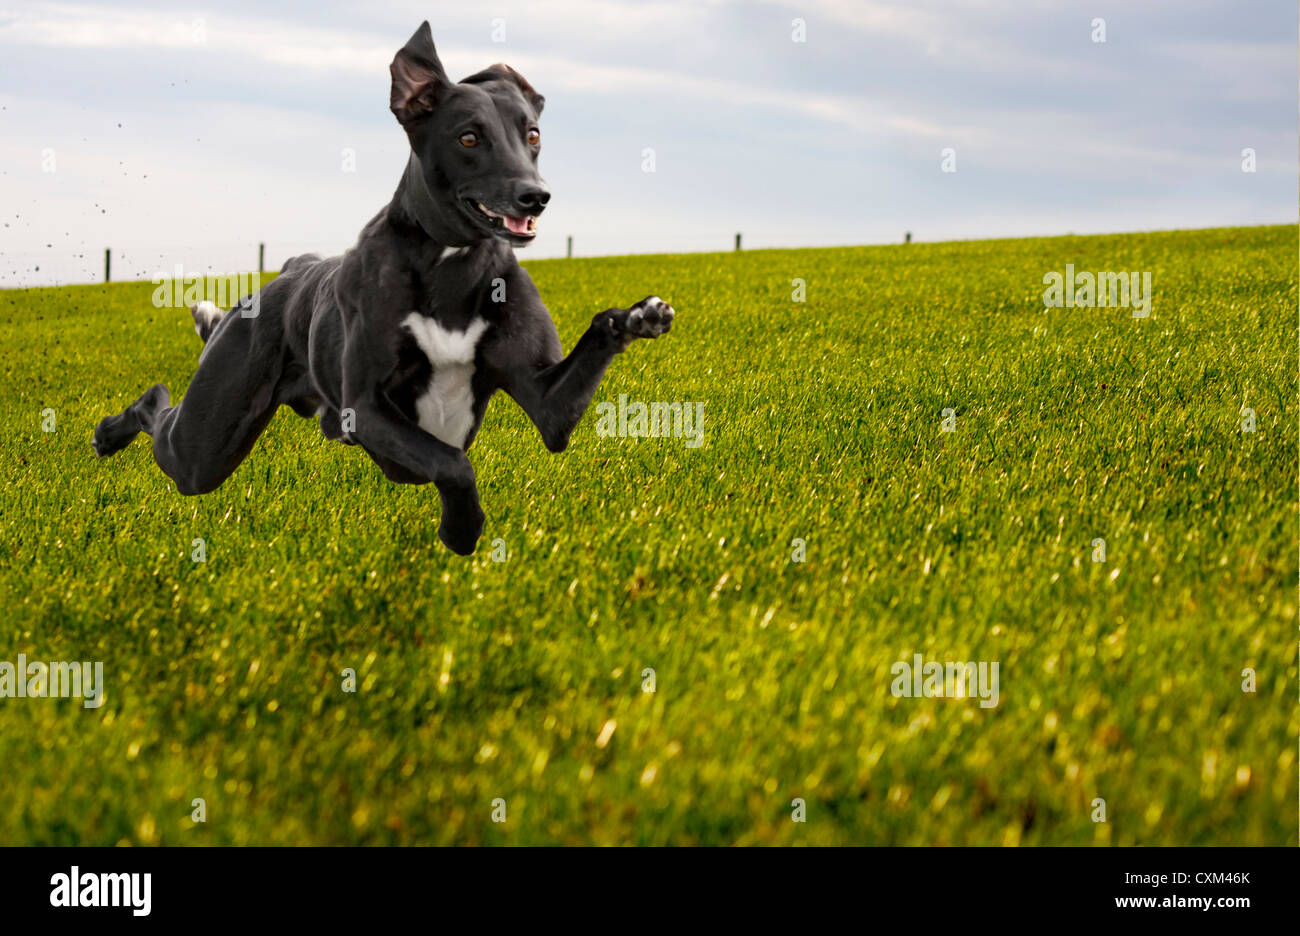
401 313 489 449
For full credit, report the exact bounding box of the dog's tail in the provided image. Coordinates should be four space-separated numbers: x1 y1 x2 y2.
190 300 227 344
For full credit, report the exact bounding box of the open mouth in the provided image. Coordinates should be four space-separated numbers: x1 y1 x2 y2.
467 200 538 240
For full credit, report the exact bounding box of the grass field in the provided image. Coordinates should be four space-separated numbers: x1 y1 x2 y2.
1 224 1295 845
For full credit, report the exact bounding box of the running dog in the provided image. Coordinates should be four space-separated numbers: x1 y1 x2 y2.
93 21 675 555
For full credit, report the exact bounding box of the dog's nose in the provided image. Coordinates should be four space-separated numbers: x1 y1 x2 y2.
513 183 550 215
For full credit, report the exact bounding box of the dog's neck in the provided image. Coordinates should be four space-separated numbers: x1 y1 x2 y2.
395 153 482 248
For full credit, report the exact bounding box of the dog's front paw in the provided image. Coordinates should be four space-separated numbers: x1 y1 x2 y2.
438 497 485 557
599 296 674 346
625 295 674 338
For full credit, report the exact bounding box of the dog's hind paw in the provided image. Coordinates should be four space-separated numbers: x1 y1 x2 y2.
92 411 138 457
191 300 226 343
92 384 168 457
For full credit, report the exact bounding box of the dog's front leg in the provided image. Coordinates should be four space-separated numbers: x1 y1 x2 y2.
340 308 486 556
347 390 485 554
504 296 674 452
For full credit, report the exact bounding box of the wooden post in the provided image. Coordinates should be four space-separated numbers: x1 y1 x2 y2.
735 233 742 251
258 243 265 274
104 248 111 283
566 236 572 259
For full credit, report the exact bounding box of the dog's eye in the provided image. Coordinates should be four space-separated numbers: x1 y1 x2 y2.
527 128 540 146
458 131 478 148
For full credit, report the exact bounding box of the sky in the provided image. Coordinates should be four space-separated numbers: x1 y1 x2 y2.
0 0 1296 286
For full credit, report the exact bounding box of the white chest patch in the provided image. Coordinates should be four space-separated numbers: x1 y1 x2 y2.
401 313 489 449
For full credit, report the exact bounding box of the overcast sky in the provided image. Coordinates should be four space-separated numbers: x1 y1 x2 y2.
1 0 1295 285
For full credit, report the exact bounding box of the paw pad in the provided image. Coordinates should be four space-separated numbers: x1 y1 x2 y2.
624 296 674 338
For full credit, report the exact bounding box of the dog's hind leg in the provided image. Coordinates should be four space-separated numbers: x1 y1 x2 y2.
93 308 284 495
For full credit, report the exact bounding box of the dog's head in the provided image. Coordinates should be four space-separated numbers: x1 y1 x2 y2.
390 21 548 247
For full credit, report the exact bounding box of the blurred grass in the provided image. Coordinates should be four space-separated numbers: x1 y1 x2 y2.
0 223 1295 844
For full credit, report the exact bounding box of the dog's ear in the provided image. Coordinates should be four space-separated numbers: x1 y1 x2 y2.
461 63 545 117
390 21 448 126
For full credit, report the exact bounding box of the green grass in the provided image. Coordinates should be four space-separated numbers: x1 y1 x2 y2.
0 224 1295 845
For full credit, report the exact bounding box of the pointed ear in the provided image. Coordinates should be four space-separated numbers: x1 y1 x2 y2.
461 63 545 117
390 21 448 126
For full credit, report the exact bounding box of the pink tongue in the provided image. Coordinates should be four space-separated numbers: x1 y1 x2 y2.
504 215 532 234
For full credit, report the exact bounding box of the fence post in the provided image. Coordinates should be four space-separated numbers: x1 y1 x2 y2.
104 248 111 283
566 236 572 259
258 243 265 274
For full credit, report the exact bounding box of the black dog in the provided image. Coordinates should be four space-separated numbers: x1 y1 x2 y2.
93 21 674 555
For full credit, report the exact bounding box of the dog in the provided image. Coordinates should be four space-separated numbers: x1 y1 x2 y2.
93 21 674 555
